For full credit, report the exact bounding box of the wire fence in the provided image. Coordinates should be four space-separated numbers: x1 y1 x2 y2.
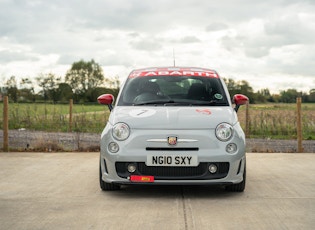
237 101 315 141
0 99 110 133
1 96 315 152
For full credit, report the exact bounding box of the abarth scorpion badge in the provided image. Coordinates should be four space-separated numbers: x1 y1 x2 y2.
168 136 177 146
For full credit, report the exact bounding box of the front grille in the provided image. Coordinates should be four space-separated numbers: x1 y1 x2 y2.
115 162 229 180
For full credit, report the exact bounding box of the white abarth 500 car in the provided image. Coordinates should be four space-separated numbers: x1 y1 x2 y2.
98 67 249 192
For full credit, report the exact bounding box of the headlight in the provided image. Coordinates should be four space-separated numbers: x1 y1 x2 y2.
112 122 130 141
215 123 233 141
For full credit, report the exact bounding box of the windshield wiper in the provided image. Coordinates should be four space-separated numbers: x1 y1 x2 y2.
133 100 227 106
133 100 174 106
133 100 193 106
164 102 192 106
190 100 228 106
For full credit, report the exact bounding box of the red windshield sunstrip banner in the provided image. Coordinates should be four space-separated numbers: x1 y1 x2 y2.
129 68 219 78
130 175 155 182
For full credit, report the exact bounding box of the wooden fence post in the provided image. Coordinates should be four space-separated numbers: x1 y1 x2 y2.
245 101 250 138
69 99 73 132
296 97 303 153
3 96 9 152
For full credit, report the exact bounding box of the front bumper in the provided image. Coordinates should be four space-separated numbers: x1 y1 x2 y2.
100 156 246 185
100 126 246 185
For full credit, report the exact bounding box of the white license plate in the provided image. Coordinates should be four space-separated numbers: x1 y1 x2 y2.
146 155 198 167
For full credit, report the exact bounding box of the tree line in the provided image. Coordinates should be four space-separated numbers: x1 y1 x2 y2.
1 59 315 104
224 78 315 103
1 59 120 103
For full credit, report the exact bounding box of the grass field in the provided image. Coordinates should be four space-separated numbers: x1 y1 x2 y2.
1 102 314 140
0 103 110 133
237 103 315 140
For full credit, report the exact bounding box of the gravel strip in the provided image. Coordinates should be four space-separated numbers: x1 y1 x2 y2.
0 130 314 153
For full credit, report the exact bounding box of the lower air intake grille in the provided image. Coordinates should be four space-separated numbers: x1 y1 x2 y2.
115 162 229 180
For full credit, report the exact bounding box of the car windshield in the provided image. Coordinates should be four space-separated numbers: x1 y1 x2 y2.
117 76 229 106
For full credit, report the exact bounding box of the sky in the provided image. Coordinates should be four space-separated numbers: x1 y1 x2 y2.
0 0 315 94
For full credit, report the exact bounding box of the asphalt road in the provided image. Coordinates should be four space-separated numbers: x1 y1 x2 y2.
0 152 314 230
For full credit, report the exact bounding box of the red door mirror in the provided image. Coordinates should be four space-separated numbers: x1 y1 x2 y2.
232 94 249 112
233 94 249 106
97 94 114 105
97 94 114 111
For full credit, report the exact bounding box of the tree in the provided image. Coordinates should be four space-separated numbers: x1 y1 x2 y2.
104 75 120 89
19 78 35 102
5 76 18 102
279 89 300 103
224 78 238 96
255 88 276 103
65 59 105 97
57 83 73 102
224 78 255 103
36 73 61 102
238 80 255 102
309 89 315 102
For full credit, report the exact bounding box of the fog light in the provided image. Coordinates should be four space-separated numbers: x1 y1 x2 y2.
108 142 119 153
127 164 137 173
226 143 237 154
208 164 217 174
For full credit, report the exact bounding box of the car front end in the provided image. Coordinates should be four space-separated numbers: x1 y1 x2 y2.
98 67 248 192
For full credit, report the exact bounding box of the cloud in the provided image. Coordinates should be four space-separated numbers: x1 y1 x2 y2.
0 0 315 93
0 50 39 63
130 39 162 51
206 23 229 32
178 36 201 43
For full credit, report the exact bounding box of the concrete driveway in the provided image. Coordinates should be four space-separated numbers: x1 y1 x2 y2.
0 152 314 230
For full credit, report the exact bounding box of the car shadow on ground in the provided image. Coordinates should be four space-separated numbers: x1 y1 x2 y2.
100 184 244 200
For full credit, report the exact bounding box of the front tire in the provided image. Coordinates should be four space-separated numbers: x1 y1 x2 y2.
225 166 246 192
99 160 120 191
